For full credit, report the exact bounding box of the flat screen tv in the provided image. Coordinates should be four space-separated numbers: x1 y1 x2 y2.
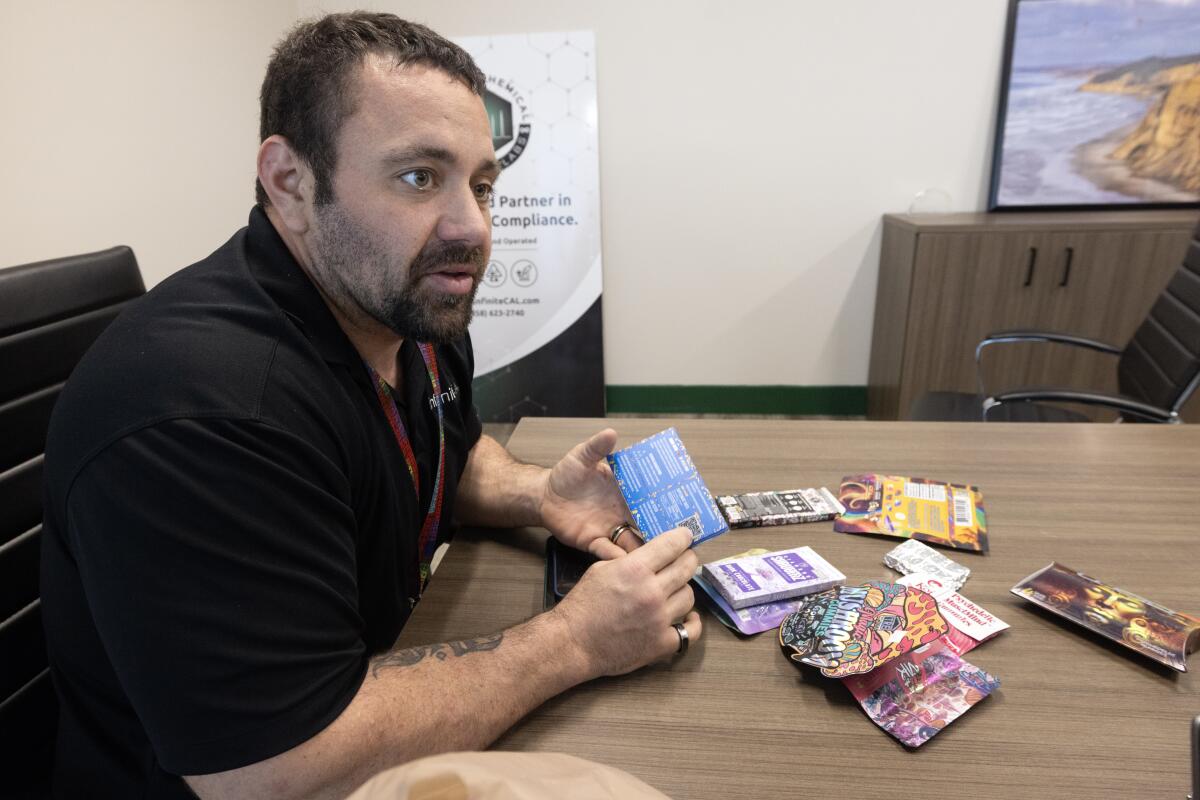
989 0 1200 211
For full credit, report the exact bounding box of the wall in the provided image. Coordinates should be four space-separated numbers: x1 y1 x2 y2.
3 1 1012 403
297 0 1011 398
0 0 295 287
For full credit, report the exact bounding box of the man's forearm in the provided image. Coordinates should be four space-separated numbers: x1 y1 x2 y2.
454 434 548 529
186 610 587 800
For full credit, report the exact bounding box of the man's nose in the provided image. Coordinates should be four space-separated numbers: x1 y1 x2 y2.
435 184 490 248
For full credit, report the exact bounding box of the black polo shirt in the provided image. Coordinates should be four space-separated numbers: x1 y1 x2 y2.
40 207 482 797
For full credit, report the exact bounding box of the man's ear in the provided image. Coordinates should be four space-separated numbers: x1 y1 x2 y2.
257 135 315 234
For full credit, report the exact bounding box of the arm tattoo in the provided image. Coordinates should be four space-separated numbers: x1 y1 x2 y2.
371 632 504 676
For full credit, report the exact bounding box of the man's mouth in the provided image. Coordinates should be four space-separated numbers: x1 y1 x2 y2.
422 267 478 295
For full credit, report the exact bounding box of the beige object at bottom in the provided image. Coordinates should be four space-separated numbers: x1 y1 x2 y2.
345 752 673 800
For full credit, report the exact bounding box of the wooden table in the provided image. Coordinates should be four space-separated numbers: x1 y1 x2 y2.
398 418 1200 799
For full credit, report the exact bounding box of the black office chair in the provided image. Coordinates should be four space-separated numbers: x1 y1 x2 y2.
911 219 1200 423
0 247 145 797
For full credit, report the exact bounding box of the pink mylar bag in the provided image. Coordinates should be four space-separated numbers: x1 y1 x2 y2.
842 638 1000 747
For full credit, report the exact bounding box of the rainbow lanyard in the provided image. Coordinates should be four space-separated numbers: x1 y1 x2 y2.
365 342 445 591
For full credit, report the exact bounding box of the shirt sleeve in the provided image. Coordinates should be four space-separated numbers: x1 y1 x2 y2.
63 417 368 776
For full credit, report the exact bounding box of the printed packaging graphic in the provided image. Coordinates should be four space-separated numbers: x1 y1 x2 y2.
835 474 989 553
934 624 984 657
692 550 808 635
778 581 949 677
842 638 1001 748
1011 562 1200 672
606 428 728 545
898 574 1009 645
701 546 845 610
884 539 970 591
717 487 845 528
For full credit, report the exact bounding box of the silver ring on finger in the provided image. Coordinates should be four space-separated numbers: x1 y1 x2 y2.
609 522 637 545
673 622 689 655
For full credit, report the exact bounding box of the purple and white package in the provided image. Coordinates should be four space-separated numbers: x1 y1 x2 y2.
692 567 806 635
701 546 845 610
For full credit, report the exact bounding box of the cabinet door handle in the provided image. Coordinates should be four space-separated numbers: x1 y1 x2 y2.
1023 247 1038 287
1059 247 1074 287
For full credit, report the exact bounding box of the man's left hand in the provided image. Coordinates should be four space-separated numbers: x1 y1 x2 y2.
538 428 636 560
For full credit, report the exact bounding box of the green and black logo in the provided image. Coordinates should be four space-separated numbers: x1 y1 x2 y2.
484 75 531 168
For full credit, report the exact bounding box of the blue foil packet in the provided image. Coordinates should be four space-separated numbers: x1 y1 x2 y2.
606 427 729 546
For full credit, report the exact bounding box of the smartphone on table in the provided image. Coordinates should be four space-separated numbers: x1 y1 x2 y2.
543 538 598 609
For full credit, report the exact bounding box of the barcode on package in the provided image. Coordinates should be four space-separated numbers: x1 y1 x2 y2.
904 482 946 502
952 489 974 528
678 513 704 541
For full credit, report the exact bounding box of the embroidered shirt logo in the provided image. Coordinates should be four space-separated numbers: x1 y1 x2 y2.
429 383 460 410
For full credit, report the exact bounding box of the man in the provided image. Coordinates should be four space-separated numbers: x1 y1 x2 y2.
41 13 700 799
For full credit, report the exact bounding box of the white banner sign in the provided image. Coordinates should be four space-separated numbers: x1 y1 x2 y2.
457 31 605 420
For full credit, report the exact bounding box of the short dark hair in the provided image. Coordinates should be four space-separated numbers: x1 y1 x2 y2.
256 12 486 207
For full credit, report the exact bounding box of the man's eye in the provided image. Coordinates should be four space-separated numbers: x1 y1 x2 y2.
473 183 494 202
400 169 435 189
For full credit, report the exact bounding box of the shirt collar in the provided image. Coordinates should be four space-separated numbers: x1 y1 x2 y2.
243 205 361 368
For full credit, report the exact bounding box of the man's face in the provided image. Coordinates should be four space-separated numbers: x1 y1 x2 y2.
306 56 498 344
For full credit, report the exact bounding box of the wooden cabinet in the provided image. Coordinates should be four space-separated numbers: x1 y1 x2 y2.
868 211 1198 421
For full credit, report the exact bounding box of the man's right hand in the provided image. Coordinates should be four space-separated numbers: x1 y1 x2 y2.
550 526 702 678
186 526 702 800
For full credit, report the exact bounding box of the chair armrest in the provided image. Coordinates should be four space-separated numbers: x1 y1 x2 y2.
974 331 1123 398
976 331 1123 361
983 389 1179 423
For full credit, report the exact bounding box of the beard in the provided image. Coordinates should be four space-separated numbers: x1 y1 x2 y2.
309 200 485 344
